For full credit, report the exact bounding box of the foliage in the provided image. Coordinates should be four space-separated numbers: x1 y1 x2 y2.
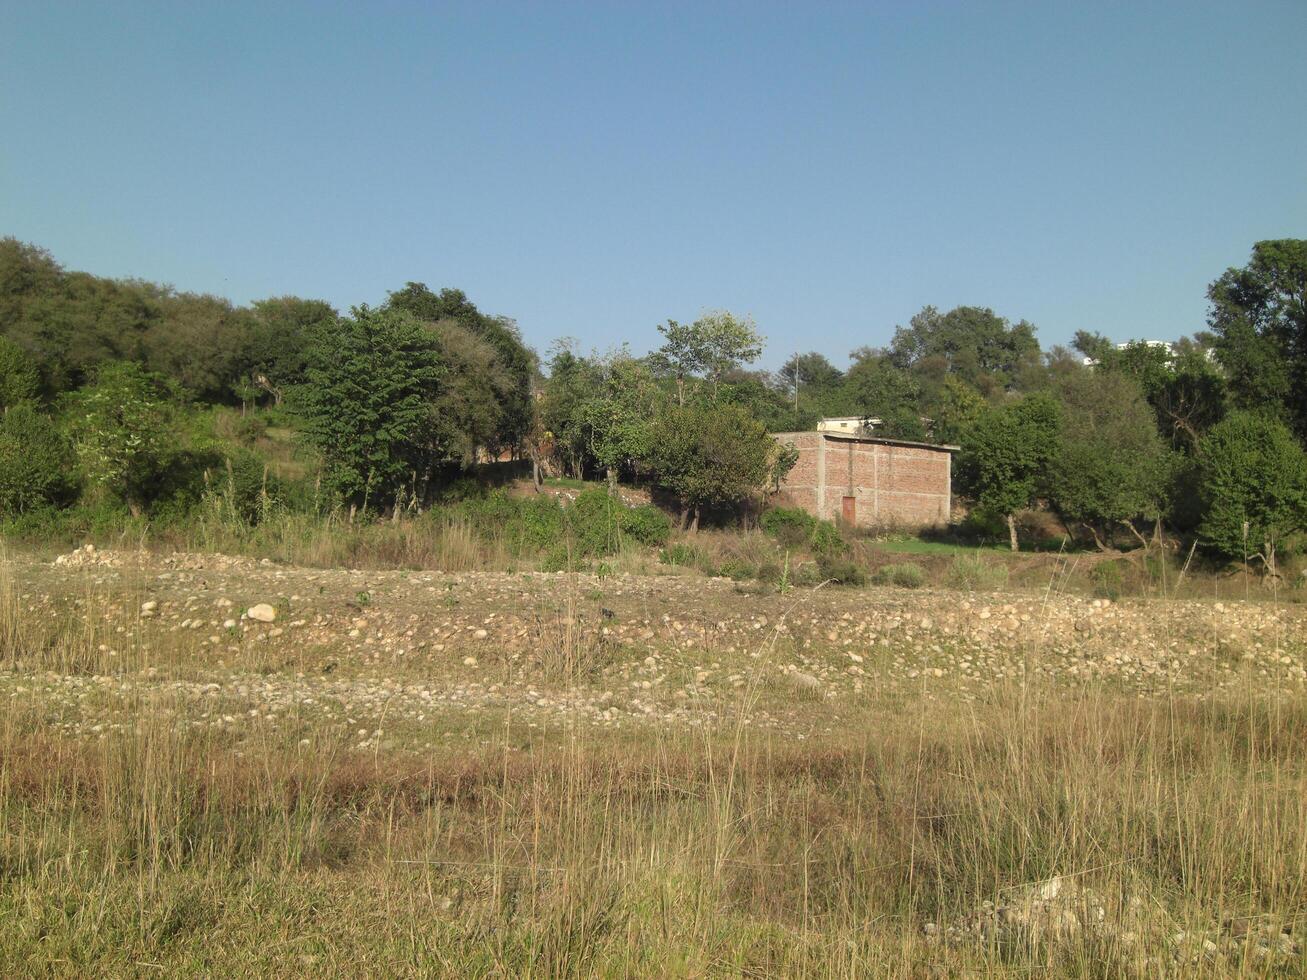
816 555 868 586
872 562 924 588
577 352 659 481
760 506 844 555
0 337 40 410
1208 240 1307 436
887 305 1041 395
63 362 175 515
1090 559 1124 599
955 393 1061 548
246 296 338 403
386 282 535 448
293 306 442 509
648 402 773 520
0 403 75 514
653 311 763 403
1197 411 1307 567
619 505 672 547
1047 370 1174 544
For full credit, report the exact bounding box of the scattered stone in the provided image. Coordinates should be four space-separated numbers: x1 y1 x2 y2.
247 603 277 623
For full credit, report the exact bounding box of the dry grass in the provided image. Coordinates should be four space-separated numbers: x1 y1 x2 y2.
1 561 1304 976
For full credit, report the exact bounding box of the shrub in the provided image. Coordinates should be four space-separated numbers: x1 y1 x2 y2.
620 505 671 546
1197 411 1307 569
716 557 756 581
659 543 701 567
818 556 868 586
761 506 845 555
0 404 76 515
872 563 925 589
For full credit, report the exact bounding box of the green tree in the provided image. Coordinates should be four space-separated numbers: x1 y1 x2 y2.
956 393 1061 551
425 320 513 465
294 306 442 512
844 349 926 440
0 403 74 514
247 296 338 404
0 337 40 411
653 311 764 403
1047 370 1174 549
1197 411 1307 573
1208 240 1307 434
648 401 773 530
540 340 599 478
775 351 846 429
889 305 1040 395
577 351 659 491
386 283 535 449
64 362 174 516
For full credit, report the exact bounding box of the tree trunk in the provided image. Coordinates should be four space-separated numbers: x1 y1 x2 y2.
689 506 700 534
532 458 541 492
678 504 689 531
606 467 617 497
1006 513 1018 552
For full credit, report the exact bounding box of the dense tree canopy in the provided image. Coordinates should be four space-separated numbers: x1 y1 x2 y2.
1208 240 1307 436
1197 411 1307 571
4 235 1306 555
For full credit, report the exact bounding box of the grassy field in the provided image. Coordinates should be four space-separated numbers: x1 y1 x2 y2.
2 545 1305 976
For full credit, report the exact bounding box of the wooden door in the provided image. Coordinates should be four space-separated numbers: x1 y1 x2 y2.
842 495 856 525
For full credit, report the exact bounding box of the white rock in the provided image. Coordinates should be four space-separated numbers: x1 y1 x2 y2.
247 603 277 623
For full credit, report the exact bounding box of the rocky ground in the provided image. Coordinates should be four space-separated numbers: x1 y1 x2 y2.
6 545 1305 753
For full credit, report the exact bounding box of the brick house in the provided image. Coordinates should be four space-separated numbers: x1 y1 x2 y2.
772 428 958 528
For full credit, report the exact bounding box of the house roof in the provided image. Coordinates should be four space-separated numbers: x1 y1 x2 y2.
772 430 961 453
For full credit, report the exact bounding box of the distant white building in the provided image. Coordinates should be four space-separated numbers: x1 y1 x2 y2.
816 416 881 435
1081 340 1175 368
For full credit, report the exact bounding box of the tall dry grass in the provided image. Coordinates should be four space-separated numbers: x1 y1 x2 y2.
0 567 1304 975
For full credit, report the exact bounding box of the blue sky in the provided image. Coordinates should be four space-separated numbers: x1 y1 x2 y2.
2 1 1304 369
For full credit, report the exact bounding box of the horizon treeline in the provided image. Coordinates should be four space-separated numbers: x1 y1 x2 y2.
1 236 1305 565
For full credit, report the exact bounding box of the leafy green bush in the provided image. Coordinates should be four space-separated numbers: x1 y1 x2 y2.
872 563 924 588
0 404 76 515
620 505 671 546
1197 411 1307 566
761 506 844 555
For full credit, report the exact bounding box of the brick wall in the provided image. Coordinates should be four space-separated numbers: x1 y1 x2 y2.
773 432 952 528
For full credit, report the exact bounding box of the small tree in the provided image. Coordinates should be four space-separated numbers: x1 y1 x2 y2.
577 353 658 492
1048 370 1174 549
0 403 74 514
654 311 763 403
957 393 1060 551
65 362 173 516
649 402 772 530
1197 411 1307 574
294 306 442 513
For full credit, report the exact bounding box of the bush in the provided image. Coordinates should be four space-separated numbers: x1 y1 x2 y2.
0 404 76 515
760 507 845 555
872 563 925 588
716 557 757 581
1197 411 1307 567
818 556 868 586
659 543 701 567
620 505 671 546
